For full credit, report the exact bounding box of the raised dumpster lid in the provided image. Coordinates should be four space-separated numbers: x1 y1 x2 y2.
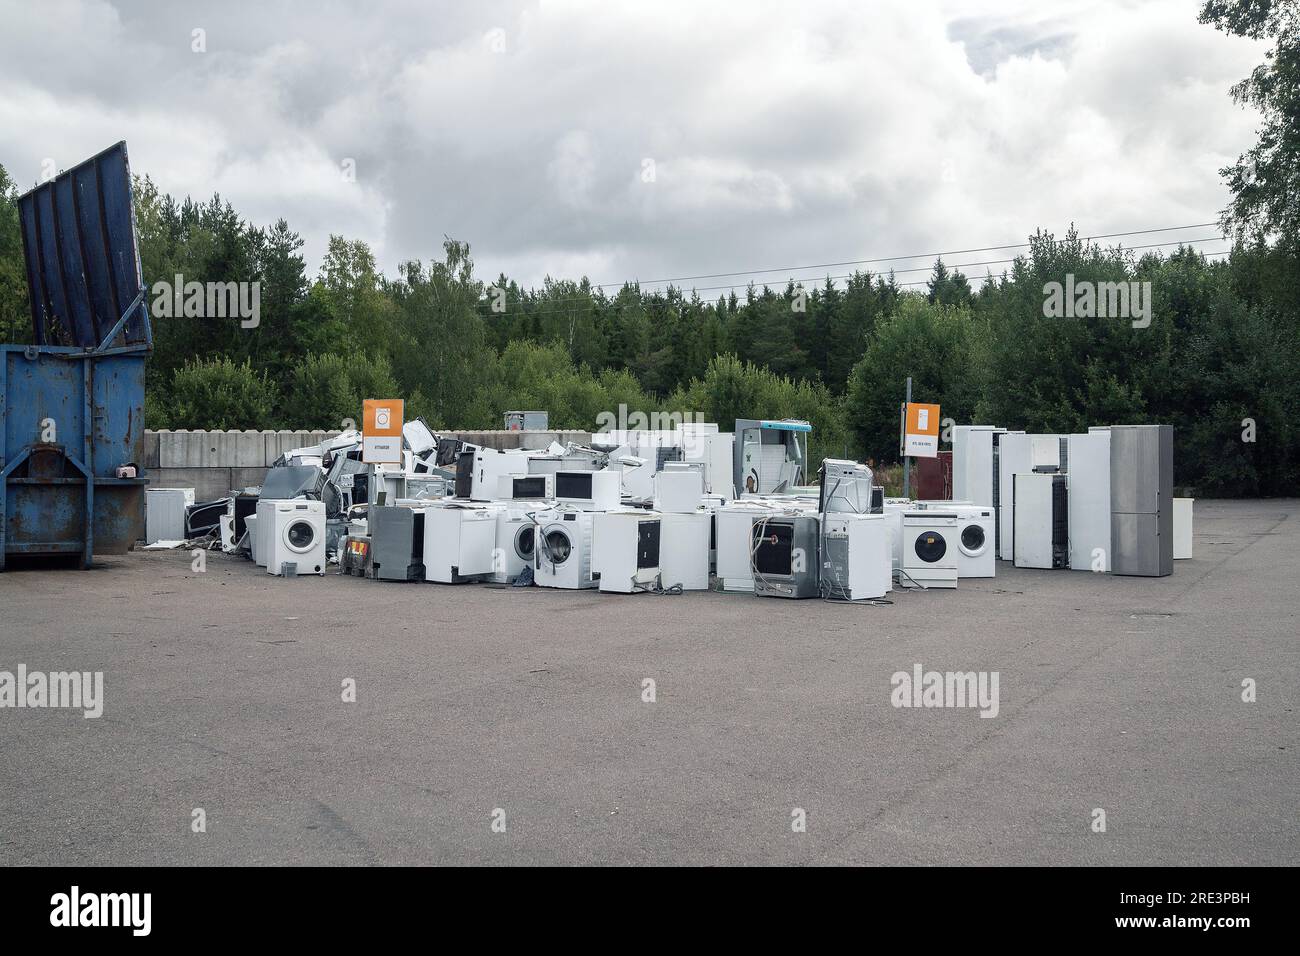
16 140 151 349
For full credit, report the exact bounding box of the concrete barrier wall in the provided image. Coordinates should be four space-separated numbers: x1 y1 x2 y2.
143 429 595 501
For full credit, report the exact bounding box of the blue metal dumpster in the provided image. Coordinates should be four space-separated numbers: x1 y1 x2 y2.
1 141 151 569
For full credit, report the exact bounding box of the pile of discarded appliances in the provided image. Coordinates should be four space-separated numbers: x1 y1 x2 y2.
147 417 1182 600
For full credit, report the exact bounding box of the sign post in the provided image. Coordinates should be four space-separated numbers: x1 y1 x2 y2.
899 379 940 499
901 378 912 499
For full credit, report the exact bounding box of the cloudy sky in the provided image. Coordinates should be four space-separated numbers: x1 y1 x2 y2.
0 0 1267 294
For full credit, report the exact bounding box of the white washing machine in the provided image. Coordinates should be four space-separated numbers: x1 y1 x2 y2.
266 500 326 576
901 512 959 588
952 505 995 578
492 506 547 583
424 505 498 583
534 511 597 590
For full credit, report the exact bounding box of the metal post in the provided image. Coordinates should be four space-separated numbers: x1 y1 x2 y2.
902 377 912 500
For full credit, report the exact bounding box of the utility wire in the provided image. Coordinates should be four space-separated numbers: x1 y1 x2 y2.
485 237 1230 318
588 221 1222 290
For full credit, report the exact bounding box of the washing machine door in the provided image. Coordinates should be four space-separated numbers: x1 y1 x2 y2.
284 517 318 553
913 529 948 563
540 526 573 565
514 523 536 563
958 521 987 558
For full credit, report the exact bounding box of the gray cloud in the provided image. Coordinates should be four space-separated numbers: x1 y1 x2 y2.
0 0 1267 293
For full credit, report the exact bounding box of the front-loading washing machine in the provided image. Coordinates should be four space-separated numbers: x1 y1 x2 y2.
949 504 995 578
534 511 597 590
266 499 326 575
901 512 959 588
492 506 549 583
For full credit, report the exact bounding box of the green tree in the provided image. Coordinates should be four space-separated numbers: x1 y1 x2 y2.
161 357 277 430
843 296 985 463
277 351 400 429
1200 0 1300 246
669 354 846 467
0 164 29 344
389 240 489 428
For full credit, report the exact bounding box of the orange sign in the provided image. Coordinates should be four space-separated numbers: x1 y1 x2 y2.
901 402 940 458
362 398 404 464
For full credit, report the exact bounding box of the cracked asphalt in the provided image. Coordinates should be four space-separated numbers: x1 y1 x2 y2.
1 499 1295 865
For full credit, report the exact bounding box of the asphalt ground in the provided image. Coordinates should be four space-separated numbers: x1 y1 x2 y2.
1 498 1295 865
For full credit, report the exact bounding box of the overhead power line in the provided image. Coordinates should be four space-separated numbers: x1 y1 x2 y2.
588 221 1223 290
483 234 1231 318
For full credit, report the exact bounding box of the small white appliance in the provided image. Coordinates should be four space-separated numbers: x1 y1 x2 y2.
1173 497 1194 559
527 455 563 477
654 467 704 513
949 504 995 578
657 511 711 590
901 513 959 588
554 469 621 510
678 424 735 500
820 513 892 600
592 510 662 593
244 513 260 563
880 501 913 571
423 505 498 583
818 459 875 514
492 505 547 583
219 513 239 553
254 499 278 567
497 474 555 501
1013 473 1069 569
145 487 194 543
534 511 598 590
266 499 326 576
715 502 781 591
459 448 528 502
609 448 654 500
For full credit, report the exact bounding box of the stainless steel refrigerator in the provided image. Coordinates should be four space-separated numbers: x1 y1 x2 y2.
1109 425 1173 576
